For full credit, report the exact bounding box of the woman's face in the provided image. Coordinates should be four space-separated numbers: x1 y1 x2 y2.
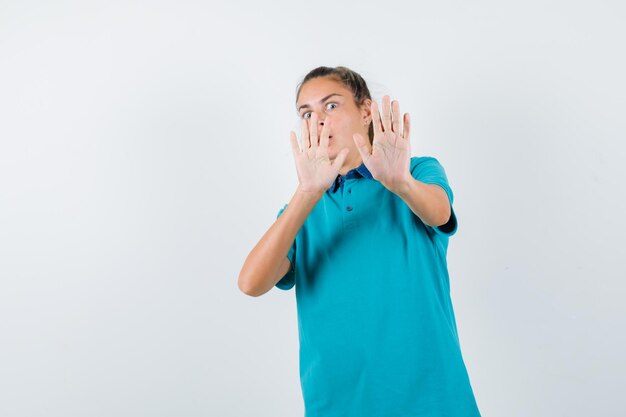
296 77 371 162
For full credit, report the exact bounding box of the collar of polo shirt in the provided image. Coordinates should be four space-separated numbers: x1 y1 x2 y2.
328 162 374 193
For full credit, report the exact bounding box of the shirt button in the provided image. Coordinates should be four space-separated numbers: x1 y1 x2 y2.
346 206 353 211
348 189 352 193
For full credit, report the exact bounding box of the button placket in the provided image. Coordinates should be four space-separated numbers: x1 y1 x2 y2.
344 178 356 228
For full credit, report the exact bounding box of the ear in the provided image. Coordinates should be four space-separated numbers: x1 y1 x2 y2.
359 98 373 124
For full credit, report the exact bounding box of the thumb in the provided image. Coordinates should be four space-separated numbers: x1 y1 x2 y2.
353 133 371 161
332 148 350 171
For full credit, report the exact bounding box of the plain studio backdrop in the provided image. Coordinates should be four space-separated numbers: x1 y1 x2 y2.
1 1 625 416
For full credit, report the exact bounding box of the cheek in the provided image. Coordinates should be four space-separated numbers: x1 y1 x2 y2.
330 115 353 131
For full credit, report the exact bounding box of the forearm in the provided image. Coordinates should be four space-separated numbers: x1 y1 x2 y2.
389 178 451 227
238 186 323 296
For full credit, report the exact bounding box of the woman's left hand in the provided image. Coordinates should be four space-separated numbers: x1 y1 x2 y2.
352 95 412 193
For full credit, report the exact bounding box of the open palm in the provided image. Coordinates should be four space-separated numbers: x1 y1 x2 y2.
290 113 349 194
352 95 412 192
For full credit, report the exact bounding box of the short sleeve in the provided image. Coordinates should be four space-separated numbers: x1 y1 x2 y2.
274 203 296 290
410 156 458 237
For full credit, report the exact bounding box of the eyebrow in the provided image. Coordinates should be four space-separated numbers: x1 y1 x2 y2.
297 93 343 113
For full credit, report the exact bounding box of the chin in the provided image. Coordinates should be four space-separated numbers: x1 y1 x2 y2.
329 151 347 163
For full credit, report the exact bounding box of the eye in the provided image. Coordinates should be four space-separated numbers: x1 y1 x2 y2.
301 102 338 119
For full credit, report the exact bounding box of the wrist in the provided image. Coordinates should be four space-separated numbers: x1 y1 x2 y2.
295 185 325 200
385 177 413 196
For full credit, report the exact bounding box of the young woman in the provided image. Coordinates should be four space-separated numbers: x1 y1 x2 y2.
238 66 481 416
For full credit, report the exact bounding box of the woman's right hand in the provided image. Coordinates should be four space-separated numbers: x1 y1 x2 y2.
289 113 350 195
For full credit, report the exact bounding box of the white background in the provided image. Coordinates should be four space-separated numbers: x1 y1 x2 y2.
1 1 625 416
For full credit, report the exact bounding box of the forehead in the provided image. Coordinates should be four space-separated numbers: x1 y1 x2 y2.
297 77 351 106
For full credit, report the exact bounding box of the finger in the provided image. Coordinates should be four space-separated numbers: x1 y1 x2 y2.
309 113 318 150
300 117 309 150
381 95 392 132
391 100 400 134
332 148 350 171
320 117 331 149
371 101 383 137
403 113 410 141
290 130 301 154
353 133 371 161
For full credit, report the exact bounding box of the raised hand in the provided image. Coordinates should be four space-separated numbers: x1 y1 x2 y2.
352 95 412 193
290 112 350 195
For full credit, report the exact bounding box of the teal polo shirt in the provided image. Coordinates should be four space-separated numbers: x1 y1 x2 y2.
275 156 481 417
